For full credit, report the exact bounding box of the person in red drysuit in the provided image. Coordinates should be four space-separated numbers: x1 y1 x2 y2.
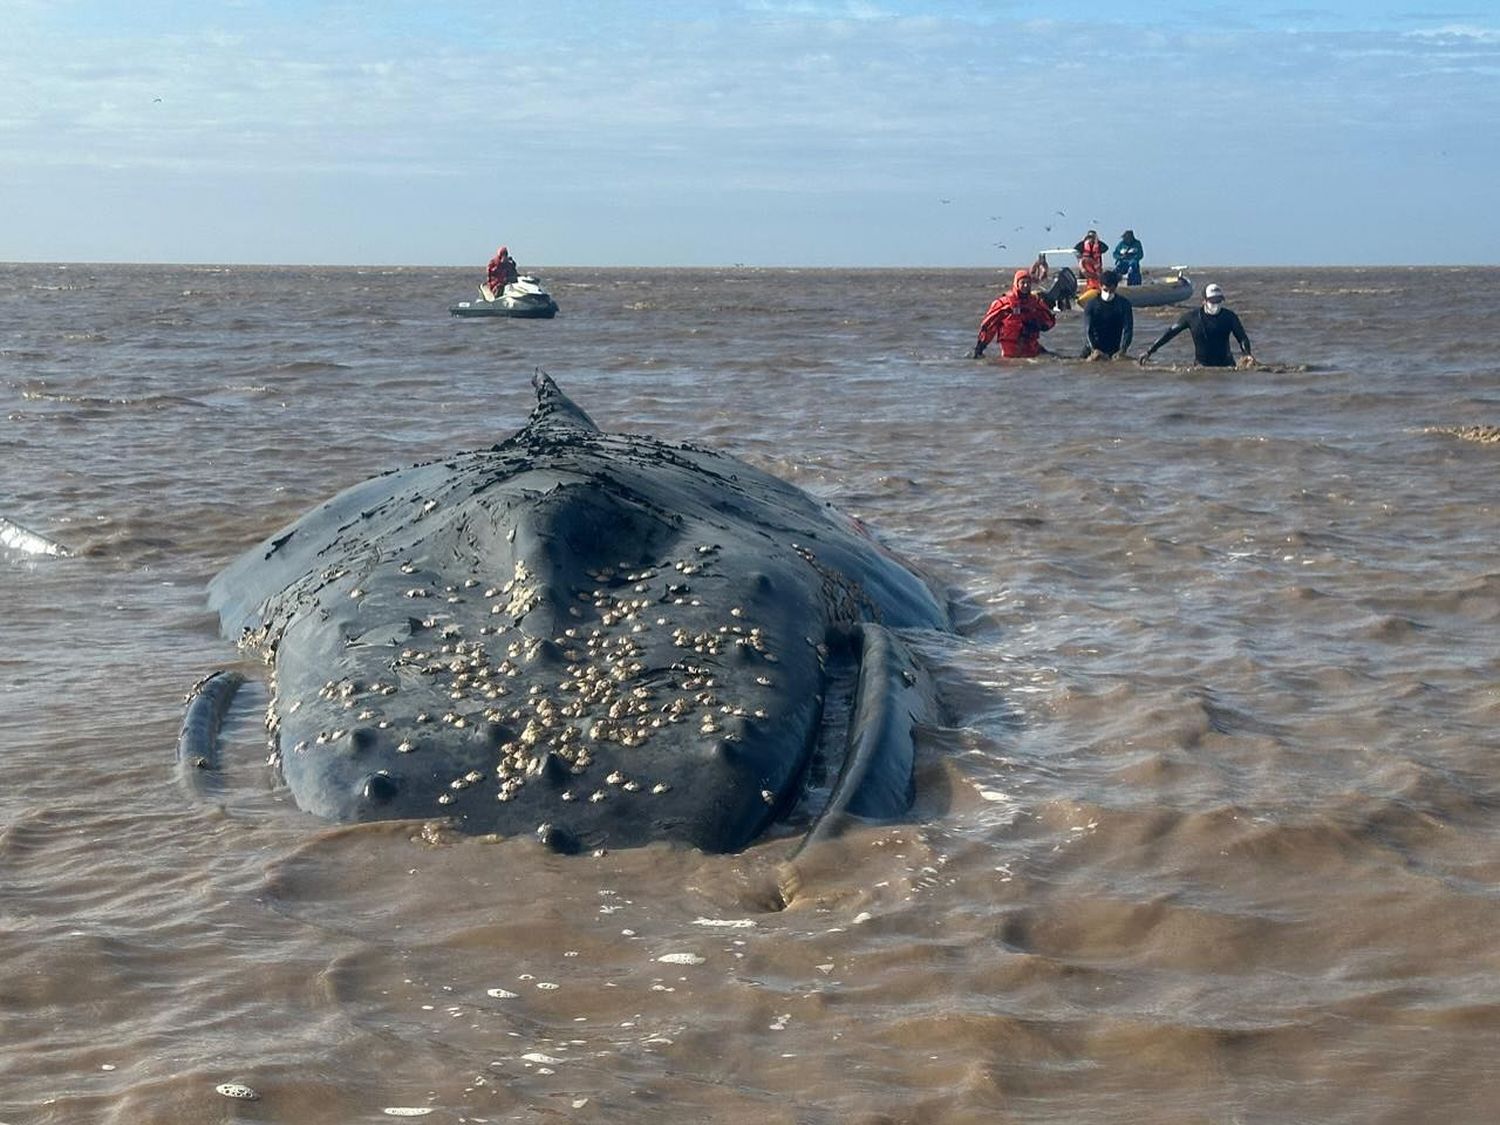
971 269 1057 358
485 246 519 296
1073 229 1109 291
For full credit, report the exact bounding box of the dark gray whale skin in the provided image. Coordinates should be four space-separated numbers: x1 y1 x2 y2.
206 373 949 853
177 670 244 798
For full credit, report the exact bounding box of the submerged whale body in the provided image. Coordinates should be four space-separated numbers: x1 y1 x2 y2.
206 373 950 852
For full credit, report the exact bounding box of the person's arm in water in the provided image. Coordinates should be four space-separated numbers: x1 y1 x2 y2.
1120 302 1134 356
1228 310 1254 363
972 296 1009 358
1138 312 1191 364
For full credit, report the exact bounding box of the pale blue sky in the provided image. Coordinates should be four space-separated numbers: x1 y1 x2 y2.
3 1 1495 266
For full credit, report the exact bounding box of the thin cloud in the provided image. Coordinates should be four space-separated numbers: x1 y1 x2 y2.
1 3 1497 264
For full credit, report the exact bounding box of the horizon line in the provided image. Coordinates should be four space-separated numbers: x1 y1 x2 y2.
1 259 1489 271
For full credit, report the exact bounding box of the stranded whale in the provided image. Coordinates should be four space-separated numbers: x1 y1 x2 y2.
195 373 949 853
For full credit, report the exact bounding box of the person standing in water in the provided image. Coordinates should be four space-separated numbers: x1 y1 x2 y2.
1073 230 1109 291
972 269 1057 358
1138 283 1255 368
1112 230 1144 285
1082 270 1133 360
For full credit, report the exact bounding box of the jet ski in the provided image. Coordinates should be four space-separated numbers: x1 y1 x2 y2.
450 275 559 319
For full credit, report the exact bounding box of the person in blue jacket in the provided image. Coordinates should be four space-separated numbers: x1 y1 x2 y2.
1112 230 1144 285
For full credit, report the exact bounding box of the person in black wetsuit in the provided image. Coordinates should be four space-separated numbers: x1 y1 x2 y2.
1081 269 1133 360
1139 282 1255 368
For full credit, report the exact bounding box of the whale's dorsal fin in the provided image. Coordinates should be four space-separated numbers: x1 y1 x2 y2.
528 370 601 433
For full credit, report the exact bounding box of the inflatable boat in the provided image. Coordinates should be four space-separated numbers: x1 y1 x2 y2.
450 275 559 319
1030 249 1193 309
1079 271 1193 308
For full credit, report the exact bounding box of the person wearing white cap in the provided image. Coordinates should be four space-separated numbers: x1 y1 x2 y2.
1138 282 1255 368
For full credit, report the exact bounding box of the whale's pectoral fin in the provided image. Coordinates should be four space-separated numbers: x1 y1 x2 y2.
799 623 935 851
177 670 245 798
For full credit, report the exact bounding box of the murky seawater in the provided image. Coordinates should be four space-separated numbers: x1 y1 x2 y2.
3 263 1499 1123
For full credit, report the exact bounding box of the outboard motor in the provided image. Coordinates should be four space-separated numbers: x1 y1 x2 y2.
1040 267 1078 311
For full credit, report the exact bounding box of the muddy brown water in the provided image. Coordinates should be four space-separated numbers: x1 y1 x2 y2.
3 263 1499 1123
